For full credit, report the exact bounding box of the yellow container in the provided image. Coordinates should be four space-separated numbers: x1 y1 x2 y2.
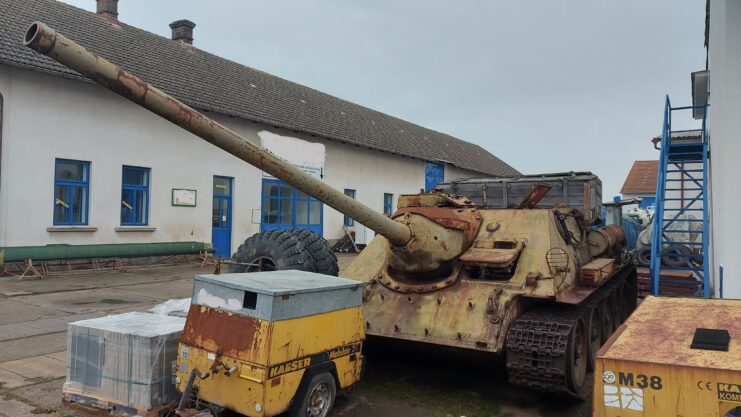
176 271 365 417
593 297 741 417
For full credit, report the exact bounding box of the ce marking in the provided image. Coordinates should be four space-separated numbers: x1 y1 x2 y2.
697 380 712 391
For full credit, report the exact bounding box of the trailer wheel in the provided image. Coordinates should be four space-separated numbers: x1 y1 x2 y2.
290 372 336 417
228 230 316 273
289 229 339 276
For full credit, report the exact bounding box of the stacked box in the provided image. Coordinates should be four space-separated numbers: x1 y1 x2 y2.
63 312 185 415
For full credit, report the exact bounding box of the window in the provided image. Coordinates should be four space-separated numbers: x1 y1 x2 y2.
344 189 356 227
425 161 445 191
121 166 150 225
54 159 90 225
384 193 394 216
243 291 257 310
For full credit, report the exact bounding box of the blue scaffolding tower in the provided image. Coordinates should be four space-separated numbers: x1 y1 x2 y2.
650 96 710 298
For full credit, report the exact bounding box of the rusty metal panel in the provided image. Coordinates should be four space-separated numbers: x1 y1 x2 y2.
598 297 741 372
181 305 269 364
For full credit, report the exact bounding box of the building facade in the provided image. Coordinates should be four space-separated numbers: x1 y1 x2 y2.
0 0 518 260
707 0 741 298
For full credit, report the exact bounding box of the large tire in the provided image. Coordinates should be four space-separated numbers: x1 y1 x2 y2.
288 229 339 276
662 244 692 267
228 230 316 273
290 372 336 417
636 246 652 267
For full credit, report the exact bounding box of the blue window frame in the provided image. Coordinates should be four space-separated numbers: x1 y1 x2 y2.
53 159 90 225
261 179 323 236
121 166 150 225
344 189 356 227
425 161 445 191
384 193 394 216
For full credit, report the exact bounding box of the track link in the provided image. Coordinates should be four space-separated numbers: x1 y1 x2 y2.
505 265 637 398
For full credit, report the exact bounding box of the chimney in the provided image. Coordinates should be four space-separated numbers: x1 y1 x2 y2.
96 0 118 21
170 20 196 45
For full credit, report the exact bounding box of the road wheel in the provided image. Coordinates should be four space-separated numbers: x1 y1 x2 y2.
566 316 589 396
601 295 615 342
228 230 316 273
290 229 339 276
291 372 336 417
586 305 602 372
615 281 629 323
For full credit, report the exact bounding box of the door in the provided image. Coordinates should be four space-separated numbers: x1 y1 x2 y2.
211 176 233 257
425 161 445 191
261 178 323 236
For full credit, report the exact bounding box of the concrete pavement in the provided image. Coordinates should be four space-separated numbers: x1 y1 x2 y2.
0 255 589 417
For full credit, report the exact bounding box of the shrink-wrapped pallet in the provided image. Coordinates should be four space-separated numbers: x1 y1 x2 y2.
63 312 185 416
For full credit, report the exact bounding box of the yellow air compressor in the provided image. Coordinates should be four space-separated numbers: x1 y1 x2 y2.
593 296 741 417
175 270 365 417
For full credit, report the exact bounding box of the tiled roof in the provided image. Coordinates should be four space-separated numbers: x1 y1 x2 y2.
0 0 519 177
621 160 658 195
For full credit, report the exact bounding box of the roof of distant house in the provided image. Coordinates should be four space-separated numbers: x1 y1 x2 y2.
621 160 658 195
0 0 520 177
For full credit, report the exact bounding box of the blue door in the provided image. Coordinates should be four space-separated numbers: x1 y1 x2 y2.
211 176 233 257
425 161 445 191
261 178 323 236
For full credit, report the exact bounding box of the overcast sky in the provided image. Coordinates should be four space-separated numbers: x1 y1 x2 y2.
62 0 706 197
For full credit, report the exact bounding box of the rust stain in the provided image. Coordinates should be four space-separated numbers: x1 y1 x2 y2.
395 206 482 246
181 304 262 361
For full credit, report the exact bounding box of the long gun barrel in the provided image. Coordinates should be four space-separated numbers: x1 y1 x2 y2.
24 22 412 246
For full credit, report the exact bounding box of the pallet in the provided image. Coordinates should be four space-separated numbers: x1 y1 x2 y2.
63 391 174 417
636 267 699 297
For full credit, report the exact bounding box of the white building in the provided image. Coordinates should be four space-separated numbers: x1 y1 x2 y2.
0 0 518 262
701 0 741 298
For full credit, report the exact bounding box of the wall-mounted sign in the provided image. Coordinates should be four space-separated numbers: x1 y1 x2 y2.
172 189 197 207
258 130 326 179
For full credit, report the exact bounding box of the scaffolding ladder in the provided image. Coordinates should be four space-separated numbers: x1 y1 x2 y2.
650 96 710 298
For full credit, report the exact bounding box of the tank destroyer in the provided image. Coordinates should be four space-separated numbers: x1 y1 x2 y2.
24 22 637 398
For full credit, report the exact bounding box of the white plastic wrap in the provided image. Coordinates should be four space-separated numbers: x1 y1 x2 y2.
149 298 191 317
63 312 186 414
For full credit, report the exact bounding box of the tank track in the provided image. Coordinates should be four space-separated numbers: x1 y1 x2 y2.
505 265 637 398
